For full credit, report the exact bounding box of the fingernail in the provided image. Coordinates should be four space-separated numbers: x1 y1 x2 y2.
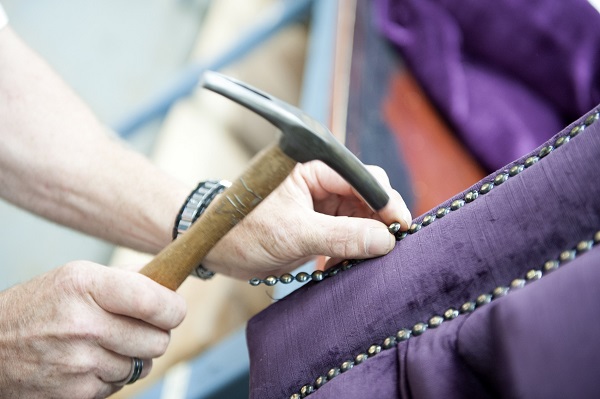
367 227 395 256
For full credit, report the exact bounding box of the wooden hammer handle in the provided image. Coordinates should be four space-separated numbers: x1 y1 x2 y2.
140 143 297 291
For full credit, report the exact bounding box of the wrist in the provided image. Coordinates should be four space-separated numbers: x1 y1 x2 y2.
173 180 231 279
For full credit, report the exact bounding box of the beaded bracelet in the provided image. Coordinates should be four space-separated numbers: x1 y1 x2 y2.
173 179 231 279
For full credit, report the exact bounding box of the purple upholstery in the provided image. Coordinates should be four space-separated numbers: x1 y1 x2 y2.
246 106 600 398
375 0 600 171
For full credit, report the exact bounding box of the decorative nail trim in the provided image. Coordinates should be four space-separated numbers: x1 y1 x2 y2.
250 109 599 287
287 231 600 398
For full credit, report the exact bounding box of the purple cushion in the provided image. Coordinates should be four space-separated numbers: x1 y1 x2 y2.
247 106 600 398
375 0 600 171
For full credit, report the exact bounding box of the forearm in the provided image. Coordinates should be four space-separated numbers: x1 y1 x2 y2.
0 27 189 254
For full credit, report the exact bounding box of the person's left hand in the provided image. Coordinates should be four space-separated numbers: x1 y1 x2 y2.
203 160 411 280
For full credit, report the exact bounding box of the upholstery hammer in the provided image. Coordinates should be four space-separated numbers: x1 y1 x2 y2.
140 71 390 291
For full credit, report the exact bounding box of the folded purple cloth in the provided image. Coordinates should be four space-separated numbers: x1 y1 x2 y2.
247 105 600 398
375 0 600 171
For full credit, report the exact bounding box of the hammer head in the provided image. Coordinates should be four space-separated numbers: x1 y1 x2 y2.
201 71 389 211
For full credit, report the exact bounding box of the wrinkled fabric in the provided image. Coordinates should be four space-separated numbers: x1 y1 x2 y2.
375 0 600 170
247 106 600 398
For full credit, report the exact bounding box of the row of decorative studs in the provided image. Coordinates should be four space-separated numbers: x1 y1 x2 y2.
288 231 600 399
248 109 600 287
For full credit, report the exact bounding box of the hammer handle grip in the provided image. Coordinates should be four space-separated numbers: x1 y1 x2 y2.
140 143 297 291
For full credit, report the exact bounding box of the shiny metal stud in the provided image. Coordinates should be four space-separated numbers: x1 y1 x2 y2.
388 222 402 235
492 286 509 299
290 393 301 399
311 270 324 282
264 276 278 286
464 191 479 203
460 301 476 313
509 164 524 177
539 145 553 158
340 360 354 373
326 367 340 380
444 308 459 320
476 294 492 307
396 231 408 241
412 322 428 336
526 269 542 281
300 384 314 397
280 273 294 284
428 315 444 328
396 328 412 341
480 182 494 194
510 278 526 289
422 214 436 226
584 111 599 126
559 250 576 263
355 353 368 364
295 272 310 283
543 260 560 273
341 260 353 271
314 376 327 389
450 199 465 211
524 156 539 168
409 223 422 234
595 231 600 244
367 345 382 356
570 124 585 137
327 267 340 277
382 336 397 349
576 240 593 253
436 207 451 218
554 135 570 148
249 278 262 286
493 173 509 186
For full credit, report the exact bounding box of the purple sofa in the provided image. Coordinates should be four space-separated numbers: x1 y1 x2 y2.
247 106 600 398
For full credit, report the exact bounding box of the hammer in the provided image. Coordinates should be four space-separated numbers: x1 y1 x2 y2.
140 71 390 291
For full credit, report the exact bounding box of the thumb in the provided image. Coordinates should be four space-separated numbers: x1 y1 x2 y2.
306 214 396 260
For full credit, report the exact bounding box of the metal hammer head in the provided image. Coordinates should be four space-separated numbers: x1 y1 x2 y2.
201 71 389 211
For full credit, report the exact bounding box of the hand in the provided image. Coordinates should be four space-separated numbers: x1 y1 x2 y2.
0 262 186 399
204 160 411 279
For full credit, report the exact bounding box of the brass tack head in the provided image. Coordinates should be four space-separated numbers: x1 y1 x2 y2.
396 328 412 341
311 270 324 282
555 135 569 147
526 269 542 281
460 301 476 313
388 222 402 235
300 384 314 397
436 207 450 218
422 214 436 226
290 393 301 399
326 367 340 380
539 145 553 158
465 191 479 203
340 360 354 373
543 260 560 273
412 322 428 336
509 164 524 176
493 173 509 185
314 375 327 389
450 199 465 211
584 111 599 126
492 286 509 299
570 124 585 137
476 294 492 307
409 223 422 234
595 231 600 244
524 156 539 168
355 353 368 364
280 273 294 284
428 316 444 328
382 336 397 349
444 308 459 320
249 278 262 286
510 279 526 289
559 250 576 263
295 272 310 283
264 276 278 286
576 240 593 253
367 345 382 356
480 182 494 194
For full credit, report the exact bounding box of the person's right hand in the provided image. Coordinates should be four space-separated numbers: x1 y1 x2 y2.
0 261 186 399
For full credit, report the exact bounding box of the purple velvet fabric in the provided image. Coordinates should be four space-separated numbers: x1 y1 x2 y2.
246 105 600 398
375 0 600 171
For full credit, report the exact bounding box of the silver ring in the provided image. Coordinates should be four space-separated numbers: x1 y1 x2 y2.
125 357 144 385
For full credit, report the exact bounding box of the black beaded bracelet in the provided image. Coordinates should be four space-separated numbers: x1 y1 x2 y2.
173 179 231 279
